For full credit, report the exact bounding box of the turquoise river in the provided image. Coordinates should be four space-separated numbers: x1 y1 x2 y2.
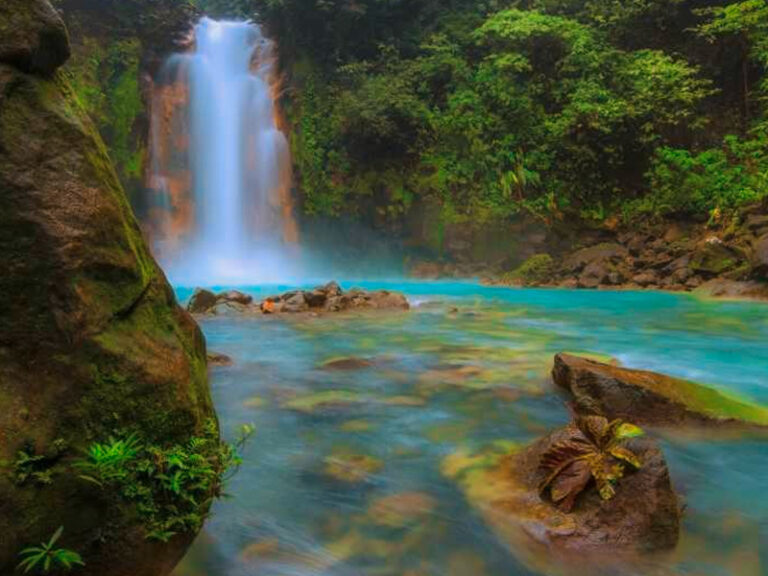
171 282 768 576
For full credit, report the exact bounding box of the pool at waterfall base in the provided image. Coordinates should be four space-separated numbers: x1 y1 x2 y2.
172 282 768 576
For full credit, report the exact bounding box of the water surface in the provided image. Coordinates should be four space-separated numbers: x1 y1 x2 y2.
173 283 768 576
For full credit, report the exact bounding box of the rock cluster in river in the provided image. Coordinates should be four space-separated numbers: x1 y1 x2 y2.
187 282 410 316
0 2 214 574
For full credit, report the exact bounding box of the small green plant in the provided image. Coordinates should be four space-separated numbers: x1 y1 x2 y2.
74 434 141 486
17 526 84 574
538 415 644 512
13 439 68 487
74 421 253 542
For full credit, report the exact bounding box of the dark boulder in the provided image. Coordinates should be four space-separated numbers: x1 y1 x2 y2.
751 233 768 278
0 0 70 76
187 288 218 314
552 354 768 427
564 243 628 273
690 239 740 276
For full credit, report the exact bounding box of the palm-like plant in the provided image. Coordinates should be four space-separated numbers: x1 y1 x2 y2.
538 415 644 512
17 526 84 574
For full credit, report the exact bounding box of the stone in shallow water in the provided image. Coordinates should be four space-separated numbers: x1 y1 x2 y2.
323 452 383 483
242 396 266 408
366 492 437 528
281 390 364 414
207 351 233 366
442 431 679 574
553 353 768 428
319 356 376 371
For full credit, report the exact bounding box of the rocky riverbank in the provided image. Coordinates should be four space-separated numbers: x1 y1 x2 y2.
408 200 768 300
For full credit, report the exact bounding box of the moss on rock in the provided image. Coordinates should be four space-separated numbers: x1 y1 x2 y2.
0 2 214 575
501 254 556 286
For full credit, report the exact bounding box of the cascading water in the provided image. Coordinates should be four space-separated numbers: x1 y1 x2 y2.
148 18 298 285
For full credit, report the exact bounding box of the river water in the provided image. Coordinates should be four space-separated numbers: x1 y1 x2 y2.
170 283 768 576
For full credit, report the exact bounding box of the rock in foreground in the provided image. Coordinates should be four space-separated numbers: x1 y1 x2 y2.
0 2 214 574
187 282 410 316
553 354 768 428
443 430 679 572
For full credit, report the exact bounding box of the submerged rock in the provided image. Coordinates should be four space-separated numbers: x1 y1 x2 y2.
0 3 215 574
443 432 679 572
207 351 233 367
553 354 768 427
323 452 383 483
187 282 410 316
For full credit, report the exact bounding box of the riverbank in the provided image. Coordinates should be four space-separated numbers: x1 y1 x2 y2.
407 200 768 301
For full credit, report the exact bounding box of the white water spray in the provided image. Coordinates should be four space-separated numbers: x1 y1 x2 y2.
149 18 298 285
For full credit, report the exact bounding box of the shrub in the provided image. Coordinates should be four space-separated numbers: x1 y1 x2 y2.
502 254 556 286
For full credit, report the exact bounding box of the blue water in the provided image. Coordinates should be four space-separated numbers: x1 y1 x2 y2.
173 283 768 576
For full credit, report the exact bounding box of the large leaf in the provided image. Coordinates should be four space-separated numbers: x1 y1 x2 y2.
549 458 592 512
575 415 611 446
538 435 595 494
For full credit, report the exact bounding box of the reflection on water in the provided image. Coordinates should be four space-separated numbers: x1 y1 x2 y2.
172 283 768 576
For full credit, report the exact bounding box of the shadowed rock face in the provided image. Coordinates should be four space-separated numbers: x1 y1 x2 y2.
552 354 768 428
0 2 214 575
0 0 70 75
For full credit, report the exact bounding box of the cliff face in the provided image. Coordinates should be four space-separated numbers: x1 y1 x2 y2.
0 1 213 574
55 0 198 219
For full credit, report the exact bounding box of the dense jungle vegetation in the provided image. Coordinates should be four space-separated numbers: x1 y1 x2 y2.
193 0 768 230
58 0 768 232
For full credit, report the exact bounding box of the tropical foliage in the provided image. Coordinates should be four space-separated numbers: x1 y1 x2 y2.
193 0 768 229
74 420 253 542
17 527 84 574
538 415 644 512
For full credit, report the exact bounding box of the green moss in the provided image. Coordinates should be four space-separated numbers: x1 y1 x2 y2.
65 36 144 185
664 376 768 426
502 254 556 286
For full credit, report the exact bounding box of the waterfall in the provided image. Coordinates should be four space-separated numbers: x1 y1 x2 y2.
148 18 298 285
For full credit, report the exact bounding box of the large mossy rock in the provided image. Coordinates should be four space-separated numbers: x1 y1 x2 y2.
0 2 213 575
442 434 679 573
553 354 768 428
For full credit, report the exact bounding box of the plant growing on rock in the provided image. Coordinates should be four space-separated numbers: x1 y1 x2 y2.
17 526 84 574
73 420 253 542
538 415 644 512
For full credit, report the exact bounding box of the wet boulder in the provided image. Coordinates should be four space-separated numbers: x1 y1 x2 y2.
443 429 680 572
187 288 218 314
187 289 255 315
552 354 768 428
